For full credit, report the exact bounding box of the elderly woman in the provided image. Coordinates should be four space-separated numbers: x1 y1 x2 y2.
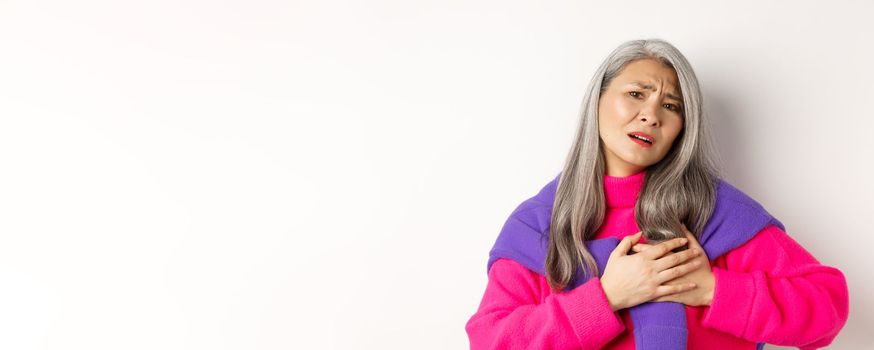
465 39 849 349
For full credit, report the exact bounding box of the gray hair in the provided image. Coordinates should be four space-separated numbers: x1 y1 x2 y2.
546 38 723 292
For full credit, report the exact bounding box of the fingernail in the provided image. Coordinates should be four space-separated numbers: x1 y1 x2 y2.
680 238 688 244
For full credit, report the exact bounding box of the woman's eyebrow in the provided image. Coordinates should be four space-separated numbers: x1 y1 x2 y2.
628 81 683 102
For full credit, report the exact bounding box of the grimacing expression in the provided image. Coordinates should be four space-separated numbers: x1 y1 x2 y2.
597 58 685 176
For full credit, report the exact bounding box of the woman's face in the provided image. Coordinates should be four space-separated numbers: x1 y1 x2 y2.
598 58 685 177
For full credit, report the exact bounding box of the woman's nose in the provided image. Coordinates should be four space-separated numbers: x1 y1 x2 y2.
638 107 661 127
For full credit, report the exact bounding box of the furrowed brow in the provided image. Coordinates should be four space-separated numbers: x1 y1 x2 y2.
629 81 683 103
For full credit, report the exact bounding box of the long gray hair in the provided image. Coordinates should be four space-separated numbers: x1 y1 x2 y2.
546 38 723 292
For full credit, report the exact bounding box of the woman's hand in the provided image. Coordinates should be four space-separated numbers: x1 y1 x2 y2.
630 225 715 306
600 231 704 311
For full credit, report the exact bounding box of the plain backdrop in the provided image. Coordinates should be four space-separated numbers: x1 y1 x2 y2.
1 0 871 349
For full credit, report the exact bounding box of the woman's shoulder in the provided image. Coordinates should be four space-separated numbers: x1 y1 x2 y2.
713 177 770 213
506 171 562 234
700 177 787 258
486 173 562 275
714 177 785 226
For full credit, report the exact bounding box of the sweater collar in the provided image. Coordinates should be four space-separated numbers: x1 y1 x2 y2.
603 170 645 208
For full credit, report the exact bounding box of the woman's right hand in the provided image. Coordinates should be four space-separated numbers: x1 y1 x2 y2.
600 231 703 311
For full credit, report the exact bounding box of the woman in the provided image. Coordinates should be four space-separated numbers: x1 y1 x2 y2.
465 39 849 349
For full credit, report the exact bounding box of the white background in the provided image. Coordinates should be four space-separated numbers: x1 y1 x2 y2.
1 1 871 349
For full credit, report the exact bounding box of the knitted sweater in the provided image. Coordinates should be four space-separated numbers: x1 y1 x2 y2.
485 170 785 350
465 170 849 349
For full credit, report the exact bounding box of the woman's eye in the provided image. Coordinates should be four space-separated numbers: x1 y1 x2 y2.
664 104 681 112
628 91 642 98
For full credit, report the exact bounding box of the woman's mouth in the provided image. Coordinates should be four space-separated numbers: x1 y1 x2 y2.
628 134 653 148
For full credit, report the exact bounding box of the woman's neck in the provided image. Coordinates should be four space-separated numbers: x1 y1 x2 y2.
603 170 646 208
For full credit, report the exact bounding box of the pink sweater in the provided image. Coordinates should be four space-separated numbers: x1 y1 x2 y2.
466 171 849 349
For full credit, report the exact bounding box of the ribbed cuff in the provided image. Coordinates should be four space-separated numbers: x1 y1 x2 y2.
701 267 756 337
555 277 625 347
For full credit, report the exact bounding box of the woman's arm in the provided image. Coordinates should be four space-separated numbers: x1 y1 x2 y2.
465 258 626 349
700 225 849 348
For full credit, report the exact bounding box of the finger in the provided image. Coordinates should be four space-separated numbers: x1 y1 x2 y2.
640 237 688 260
631 243 652 253
654 247 701 271
682 229 693 240
655 282 697 298
656 259 702 284
612 231 643 257
681 227 701 245
683 232 708 257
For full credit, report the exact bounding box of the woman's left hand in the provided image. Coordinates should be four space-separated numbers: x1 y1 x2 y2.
631 225 716 306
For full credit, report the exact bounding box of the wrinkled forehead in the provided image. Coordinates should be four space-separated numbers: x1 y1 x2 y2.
614 59 682 98
627 80 683 102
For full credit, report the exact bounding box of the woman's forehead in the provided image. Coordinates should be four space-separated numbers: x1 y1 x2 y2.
626 80 683 101
614 61 681 98
617 59 679 86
